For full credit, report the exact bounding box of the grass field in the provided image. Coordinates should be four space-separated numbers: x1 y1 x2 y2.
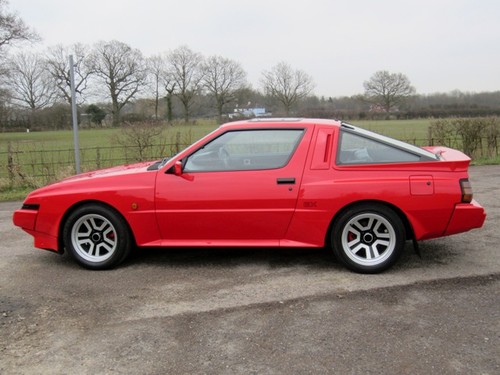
355 119 432 141
0 121 219 153
0 119 432 152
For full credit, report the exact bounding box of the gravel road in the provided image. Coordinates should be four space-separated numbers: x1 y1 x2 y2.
1 166 499 374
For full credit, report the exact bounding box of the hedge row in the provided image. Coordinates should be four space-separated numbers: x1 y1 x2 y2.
428 117 499 158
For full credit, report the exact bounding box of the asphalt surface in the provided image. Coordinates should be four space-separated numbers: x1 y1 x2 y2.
1 166 499 374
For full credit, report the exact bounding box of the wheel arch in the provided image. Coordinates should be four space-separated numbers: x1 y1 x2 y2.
57 200 137 253
325 199 414 247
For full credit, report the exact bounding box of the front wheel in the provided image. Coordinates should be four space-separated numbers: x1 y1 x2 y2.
63 204 132 270
331 204 405 274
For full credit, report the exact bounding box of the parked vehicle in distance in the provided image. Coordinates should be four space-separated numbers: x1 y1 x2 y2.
13 119 486 273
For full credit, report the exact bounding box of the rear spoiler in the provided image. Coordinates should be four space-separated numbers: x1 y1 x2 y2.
423 146 471 171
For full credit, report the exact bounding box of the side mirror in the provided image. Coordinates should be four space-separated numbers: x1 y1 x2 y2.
174 160 183 176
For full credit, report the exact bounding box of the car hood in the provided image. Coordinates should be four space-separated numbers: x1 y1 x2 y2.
23 161 160 201
61 161 158 182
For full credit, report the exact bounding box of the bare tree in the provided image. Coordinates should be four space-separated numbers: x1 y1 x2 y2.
0 0 39 113
0 0 39 54
45 43 93 106
363 70 416 112
163 77 176 124
261 62 314 116
115 122 165 161
146 54 178 123
6 51 57 110
147 54 166 121
166 46 204 123
202 55 247 123
89 40 147 126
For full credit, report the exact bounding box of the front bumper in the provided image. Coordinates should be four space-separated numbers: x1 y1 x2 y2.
13 207 37 231
13 208 59 252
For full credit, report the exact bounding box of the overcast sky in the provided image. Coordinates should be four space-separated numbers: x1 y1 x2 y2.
8 0 500 97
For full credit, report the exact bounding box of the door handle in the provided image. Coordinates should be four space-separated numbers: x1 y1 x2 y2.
277 177 296 185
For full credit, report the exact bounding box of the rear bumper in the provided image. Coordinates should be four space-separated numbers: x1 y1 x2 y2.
444 200 486 236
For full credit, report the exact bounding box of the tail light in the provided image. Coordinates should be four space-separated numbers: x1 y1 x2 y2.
460 179 473 203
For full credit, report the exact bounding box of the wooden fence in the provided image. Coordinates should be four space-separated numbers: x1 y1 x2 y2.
1 142 189 187
1 136 498 187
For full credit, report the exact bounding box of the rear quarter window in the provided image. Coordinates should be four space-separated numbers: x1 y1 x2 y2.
337 130 421 165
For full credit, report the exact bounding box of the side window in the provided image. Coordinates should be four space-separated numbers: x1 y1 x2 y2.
184 129 304 172
337 130 421 165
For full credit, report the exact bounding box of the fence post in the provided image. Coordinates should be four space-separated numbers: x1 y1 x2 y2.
175 132 181 155
96 147 101 169
7 141 14 184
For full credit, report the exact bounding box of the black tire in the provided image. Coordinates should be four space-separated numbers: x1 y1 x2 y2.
63 204 132 270
331 204 405 274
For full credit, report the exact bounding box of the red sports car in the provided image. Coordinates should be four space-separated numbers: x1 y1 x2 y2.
13 119 486 273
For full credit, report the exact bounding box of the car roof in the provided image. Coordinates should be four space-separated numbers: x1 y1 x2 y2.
220 118 342 129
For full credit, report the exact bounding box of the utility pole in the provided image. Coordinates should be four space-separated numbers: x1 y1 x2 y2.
69 55 81 174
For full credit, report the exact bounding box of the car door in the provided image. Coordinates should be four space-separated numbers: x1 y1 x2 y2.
154 127 311 245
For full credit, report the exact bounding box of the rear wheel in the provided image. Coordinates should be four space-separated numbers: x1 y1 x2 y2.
63 204 132 270
331 204 405 273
